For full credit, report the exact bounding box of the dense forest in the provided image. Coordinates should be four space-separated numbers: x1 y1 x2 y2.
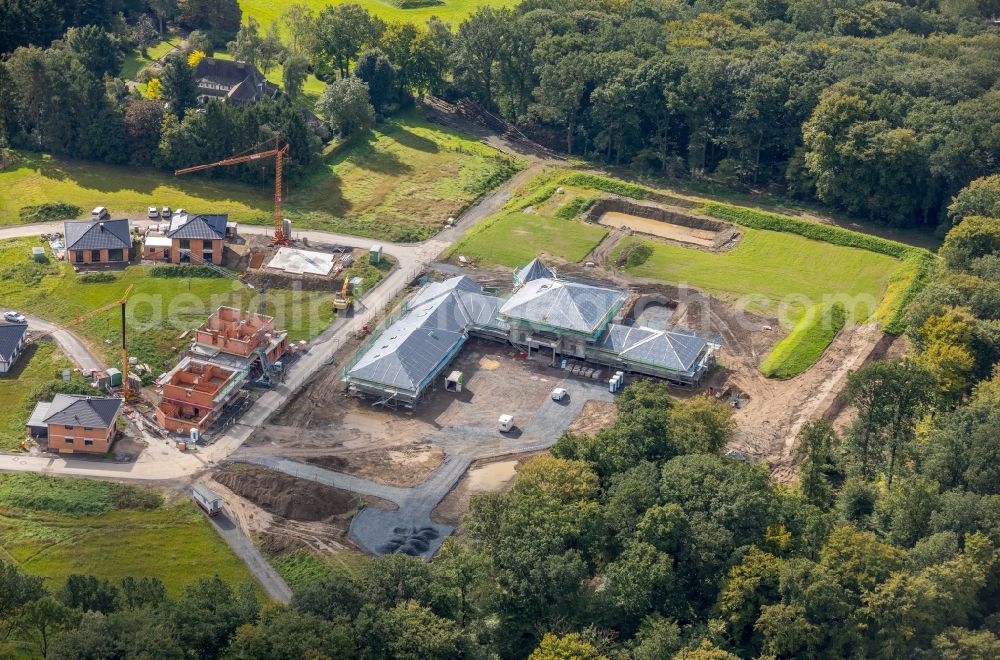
2 0 998 226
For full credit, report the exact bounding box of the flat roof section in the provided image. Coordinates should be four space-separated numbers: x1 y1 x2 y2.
267 247 336 275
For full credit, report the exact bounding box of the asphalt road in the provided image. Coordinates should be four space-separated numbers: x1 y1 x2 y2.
209 510 292 603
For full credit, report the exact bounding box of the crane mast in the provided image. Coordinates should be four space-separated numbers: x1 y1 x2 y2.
174 136 292 246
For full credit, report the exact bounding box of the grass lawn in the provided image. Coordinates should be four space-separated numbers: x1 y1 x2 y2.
759 302 847 379
450 211 608 267
615 232 899 324
0 342 73 451
120 38 179 81
0 238 336 375
0 114 518 242
270 547 368 594
290 112 521 241
0 475 256 596
240 0 518 29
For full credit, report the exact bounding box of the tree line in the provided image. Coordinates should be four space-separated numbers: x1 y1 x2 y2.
0 369 997 658
3 0 997 225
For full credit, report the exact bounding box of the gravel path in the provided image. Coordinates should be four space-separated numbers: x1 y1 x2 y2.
240 377 613 558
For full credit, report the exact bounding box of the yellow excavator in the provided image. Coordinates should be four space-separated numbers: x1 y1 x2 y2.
333 277 353 312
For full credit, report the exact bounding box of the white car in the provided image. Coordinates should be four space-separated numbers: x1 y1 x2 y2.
161 206 171 217
4 311 26 323
175 208 187 216
147 206 159 219
551 387 568 402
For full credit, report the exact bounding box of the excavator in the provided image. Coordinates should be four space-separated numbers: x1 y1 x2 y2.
333 277 353 312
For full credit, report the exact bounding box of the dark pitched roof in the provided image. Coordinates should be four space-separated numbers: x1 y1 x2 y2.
64 219 131 251
195 57 265 86
194 57 279 104
0 323 27 362
166 214 227 240
42 394 121 428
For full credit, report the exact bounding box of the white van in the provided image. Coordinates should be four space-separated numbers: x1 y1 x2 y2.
91 206 110 220
498 415 515 433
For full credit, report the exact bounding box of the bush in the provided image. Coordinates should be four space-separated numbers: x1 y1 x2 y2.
760 302 847 379
881 250 936 335
79 272 117 284
554 195 596 220
621 241 653 268
561 173 656 200
19 202 82 223
150 265 224 278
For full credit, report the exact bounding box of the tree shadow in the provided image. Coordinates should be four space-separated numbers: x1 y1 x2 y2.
385 125 440 154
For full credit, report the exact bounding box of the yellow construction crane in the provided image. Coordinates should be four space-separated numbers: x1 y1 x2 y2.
25 284 135 398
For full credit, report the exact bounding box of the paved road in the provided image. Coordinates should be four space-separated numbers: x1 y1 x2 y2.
5 311 106 372
209 510 293 603
237 376 614 558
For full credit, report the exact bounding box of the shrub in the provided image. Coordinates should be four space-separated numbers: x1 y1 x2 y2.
79 272 117 284
880 250 936 335
760 302 847 379
19 202 82 223
561 173 656 200
554 195 596 220
150 265 224 278
621 241 653 268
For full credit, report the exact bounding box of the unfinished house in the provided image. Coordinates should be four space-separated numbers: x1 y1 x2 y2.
155 306 287 435
155 357 247 434
64 219 132 267
344 259 719 405
26 394 122 453
195 306 288 366
344 276 507 406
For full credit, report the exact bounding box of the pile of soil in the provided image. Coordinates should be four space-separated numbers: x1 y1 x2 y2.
214 464 358 522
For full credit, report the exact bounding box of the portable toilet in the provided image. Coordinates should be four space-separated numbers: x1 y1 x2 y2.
369 244 383 265
106 368 123 388
498 414 514 432
32 247 45 262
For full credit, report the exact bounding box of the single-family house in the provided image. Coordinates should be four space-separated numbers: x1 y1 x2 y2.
144 214 227 265
26 394 122 453
0 322 28 374
64 219 133 266
193 57 279 105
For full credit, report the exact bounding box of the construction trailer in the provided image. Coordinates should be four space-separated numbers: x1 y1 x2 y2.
191 484 222 516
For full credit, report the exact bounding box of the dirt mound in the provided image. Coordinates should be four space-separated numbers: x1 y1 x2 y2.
214 464 358 522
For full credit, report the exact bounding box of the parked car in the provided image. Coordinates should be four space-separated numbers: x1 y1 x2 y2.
550 387 568 402
498 414 515 432
4 311 26 323
175 208 187 217
91 206 109 220
147 206 159 219
161 206 171 218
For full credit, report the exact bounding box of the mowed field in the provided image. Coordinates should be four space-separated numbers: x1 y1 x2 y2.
452 211 608 267
615 232 899 323
0 238 337 375
0 342 72 450
240 0 517 27
0 113 517 242
0 474 256 596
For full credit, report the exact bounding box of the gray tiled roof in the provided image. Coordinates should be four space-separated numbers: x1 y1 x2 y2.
64 220 131 251
166 214 227 240
42 394 121 428
514 258 554 287
500 278 627 335
0 323 27 362
594 323 709 373
348 276 505 395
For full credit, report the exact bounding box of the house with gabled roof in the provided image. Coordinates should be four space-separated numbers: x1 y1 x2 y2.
193 57 279 106
144 214 227 265
26 394 122 453
0 322 28 374
64 219 133 267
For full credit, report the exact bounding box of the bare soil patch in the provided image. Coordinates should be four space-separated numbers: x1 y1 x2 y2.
432 453 541 527
566 400 618 436
214 464 360 522
304 443 445 488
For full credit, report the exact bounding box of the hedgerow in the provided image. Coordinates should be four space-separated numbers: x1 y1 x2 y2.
560 173 655 201
760 302 847 379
